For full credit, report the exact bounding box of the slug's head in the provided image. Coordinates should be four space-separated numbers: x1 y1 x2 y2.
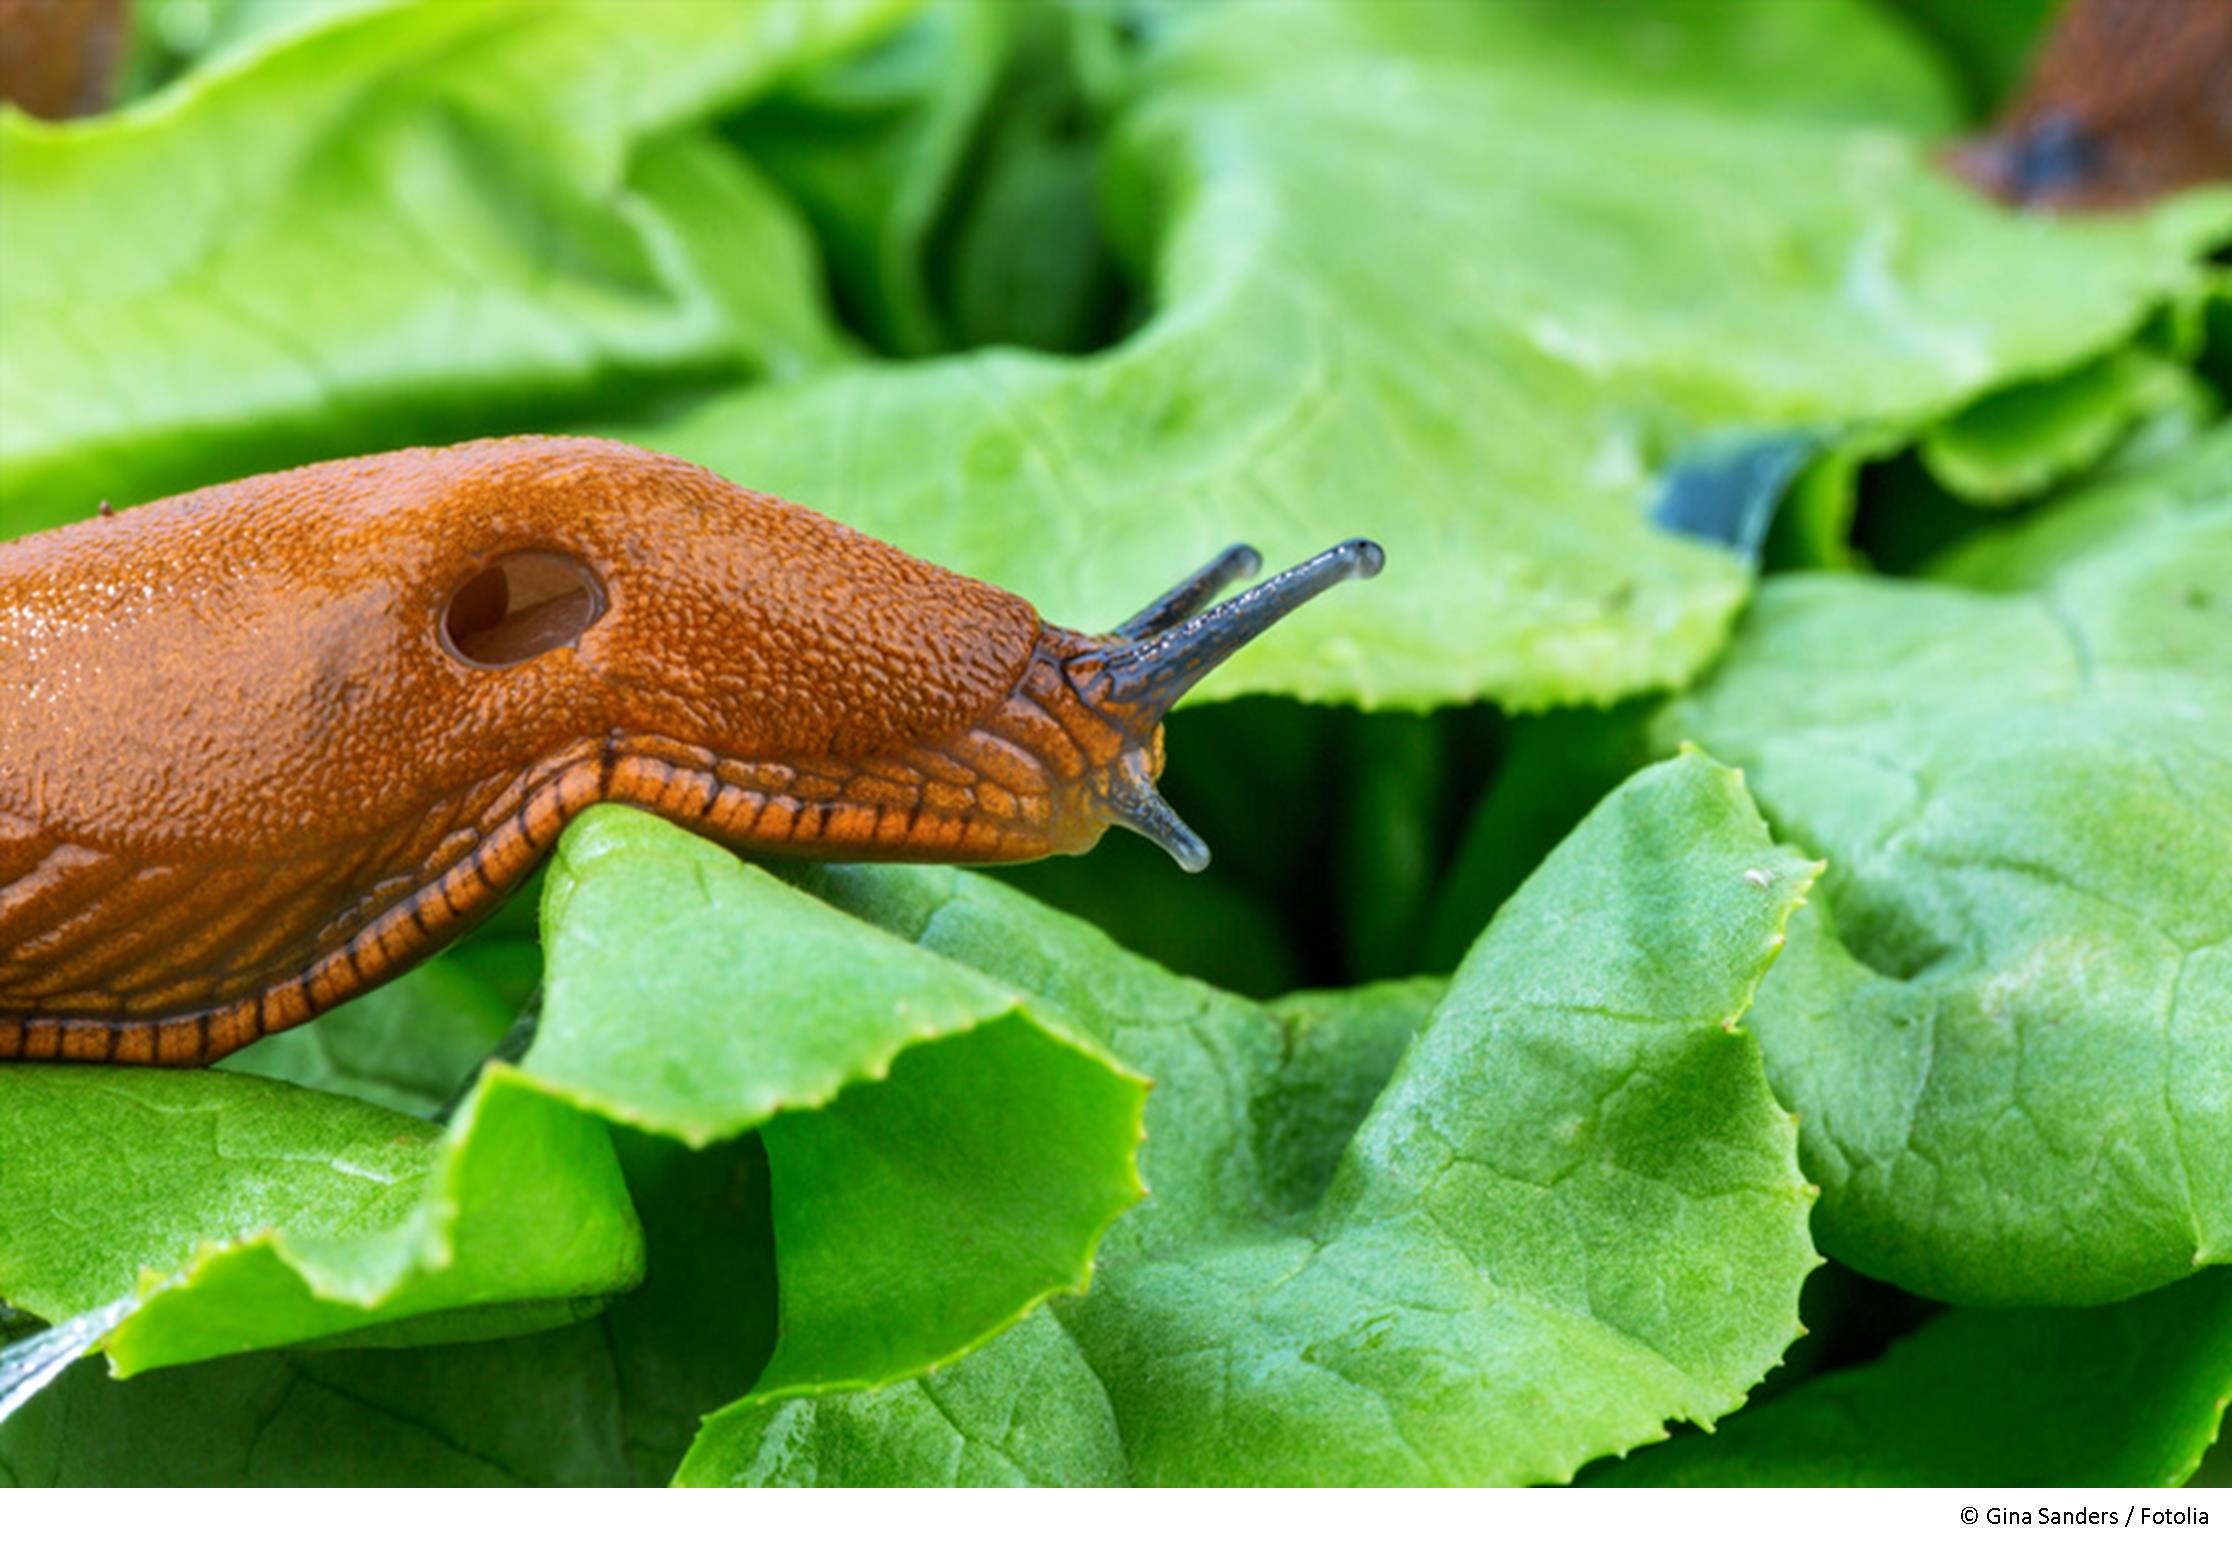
1027 539 1384 873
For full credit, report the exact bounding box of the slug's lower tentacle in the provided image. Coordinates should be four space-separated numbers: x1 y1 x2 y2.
1114 544 1263 640
1098 746 1212 873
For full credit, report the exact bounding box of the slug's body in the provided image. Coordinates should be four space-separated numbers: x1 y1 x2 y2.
0 436 1378 1067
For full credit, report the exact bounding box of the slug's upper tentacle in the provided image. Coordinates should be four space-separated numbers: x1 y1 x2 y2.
1085 539 1386 721
1113 543 1263 640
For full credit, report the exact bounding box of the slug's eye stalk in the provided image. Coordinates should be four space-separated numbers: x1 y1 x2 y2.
1113 543 1264 640
1095 539 1384 720
1065 538 1385 872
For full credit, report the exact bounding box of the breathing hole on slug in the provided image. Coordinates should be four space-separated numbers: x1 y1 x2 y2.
439 550 607 668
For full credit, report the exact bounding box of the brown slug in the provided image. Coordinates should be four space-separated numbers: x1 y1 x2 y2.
0 0 129 121
0 435 1381 1068
1949 0 2232 209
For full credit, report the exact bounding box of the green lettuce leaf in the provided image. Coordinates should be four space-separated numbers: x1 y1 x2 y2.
0 1129 775 1487
624 0 2231 712
1920 348 2219 506
1587 1268 2232 1487
1658 430 2232 1305
0 805 1145 1394
529 806 1148 1397
0 1320 638 1486
682 750 1822 1485
678 1307 1125 1488
0 0 906 532
720 0 1021 358
0 1062 637 1375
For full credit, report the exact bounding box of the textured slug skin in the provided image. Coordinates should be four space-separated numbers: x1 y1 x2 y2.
0 436 1146 1067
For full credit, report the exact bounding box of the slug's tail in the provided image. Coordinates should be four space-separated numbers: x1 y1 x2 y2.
1068 539 1385 872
